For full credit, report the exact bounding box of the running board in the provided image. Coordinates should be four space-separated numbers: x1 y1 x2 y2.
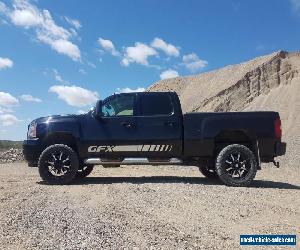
84 157 182 165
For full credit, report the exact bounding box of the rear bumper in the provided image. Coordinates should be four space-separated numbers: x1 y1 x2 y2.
23 139 43 167
275 142 286 156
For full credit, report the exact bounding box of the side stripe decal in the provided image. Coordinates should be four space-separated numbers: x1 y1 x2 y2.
88 144 173 152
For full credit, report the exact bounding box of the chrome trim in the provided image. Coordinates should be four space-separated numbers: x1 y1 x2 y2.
84 157 182 165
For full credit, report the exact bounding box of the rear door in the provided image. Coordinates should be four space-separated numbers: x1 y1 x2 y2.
134 93 182 157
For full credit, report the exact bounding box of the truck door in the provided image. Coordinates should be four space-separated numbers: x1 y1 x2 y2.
81 93 139 158
134 92 182 157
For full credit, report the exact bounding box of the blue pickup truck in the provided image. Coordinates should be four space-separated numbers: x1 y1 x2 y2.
23 91 286 186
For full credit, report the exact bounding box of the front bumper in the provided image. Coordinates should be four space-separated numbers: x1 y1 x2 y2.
23 139 43 167
275 142 286 156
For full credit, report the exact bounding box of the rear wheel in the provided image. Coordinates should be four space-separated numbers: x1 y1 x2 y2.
38 144 79 185
199 165 218 179
215 144 257 187
76 165 94 179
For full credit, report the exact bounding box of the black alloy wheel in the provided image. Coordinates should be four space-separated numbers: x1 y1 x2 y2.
38 144 79 185
215 144 257 187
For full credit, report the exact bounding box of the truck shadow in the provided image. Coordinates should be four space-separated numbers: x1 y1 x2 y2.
67 176 300 190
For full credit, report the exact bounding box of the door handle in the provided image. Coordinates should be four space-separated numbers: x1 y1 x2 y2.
164 121 175 127
121 122 132 128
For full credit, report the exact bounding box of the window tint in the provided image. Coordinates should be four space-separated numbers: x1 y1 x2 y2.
140 94 173 116
102 95 134 117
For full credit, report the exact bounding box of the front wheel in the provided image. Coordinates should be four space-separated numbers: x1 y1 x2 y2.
215 144 257 187
38 144 79 185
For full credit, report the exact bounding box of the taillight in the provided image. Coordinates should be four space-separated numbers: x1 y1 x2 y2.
274 118 282 139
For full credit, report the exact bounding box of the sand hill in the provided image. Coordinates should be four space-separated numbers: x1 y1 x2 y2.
148 51 300 167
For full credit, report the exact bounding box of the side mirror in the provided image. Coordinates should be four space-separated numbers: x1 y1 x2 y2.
95 100 103 117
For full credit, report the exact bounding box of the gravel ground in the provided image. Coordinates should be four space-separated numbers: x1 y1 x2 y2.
0 162 299 249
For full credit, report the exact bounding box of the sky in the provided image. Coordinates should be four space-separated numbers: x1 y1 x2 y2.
0 0 300 140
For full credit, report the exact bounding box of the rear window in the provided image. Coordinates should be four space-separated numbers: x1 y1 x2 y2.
140 94 173 116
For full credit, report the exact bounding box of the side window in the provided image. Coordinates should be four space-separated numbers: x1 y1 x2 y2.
140 94 173 116
102 95 135 117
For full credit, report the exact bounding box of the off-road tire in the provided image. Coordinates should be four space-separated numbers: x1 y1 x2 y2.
76 165 94 179
215 144 257 187
38 144 79 185
199 165 218 179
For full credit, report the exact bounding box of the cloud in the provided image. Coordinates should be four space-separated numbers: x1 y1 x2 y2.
116 87 145 93
87 62 96 68
0 57 13 69
64 16 81 30
97 37 180 68
0 114 20 126
10 8 41 27
98 38 120 56
52 69 68 84
122 42 158 66
0 2 9 24
151 38 180 57
77 109 87 114
0 107 14 114
0 92 19 107
160 69 179 79
2 0 81 61
20 94 42 102
79 68 86 74
290 0 300 12
49 85 99 107
0 19 8 25
0 2 8 13
38 35 81 61
0 91 19 126
182 53 208 72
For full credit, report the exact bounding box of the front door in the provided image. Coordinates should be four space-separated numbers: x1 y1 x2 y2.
81 93 138 158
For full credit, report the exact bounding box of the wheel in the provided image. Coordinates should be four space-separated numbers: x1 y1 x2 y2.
76 165 94 179
38 144 79 185
215 144 257 187
199 165 218 179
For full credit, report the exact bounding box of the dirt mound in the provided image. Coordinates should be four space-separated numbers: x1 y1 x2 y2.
148 50 300 167
0 148 24 164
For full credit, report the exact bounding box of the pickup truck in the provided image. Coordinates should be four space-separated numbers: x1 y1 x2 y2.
23 91 286 186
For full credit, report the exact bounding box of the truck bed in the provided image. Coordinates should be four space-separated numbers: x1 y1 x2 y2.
183 111 280 159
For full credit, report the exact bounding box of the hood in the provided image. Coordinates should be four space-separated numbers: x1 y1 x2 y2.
32 113 85 124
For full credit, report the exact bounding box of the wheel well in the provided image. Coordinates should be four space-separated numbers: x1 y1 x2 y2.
215 130 253 143
214 130 260 170
215 130 255 153
43 133 78 153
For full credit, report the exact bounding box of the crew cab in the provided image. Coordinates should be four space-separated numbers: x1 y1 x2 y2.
23 92 286 186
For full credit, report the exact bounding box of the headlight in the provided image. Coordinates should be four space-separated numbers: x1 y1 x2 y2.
27 122 37 139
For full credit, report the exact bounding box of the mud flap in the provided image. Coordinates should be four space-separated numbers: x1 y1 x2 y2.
254 140 261 170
